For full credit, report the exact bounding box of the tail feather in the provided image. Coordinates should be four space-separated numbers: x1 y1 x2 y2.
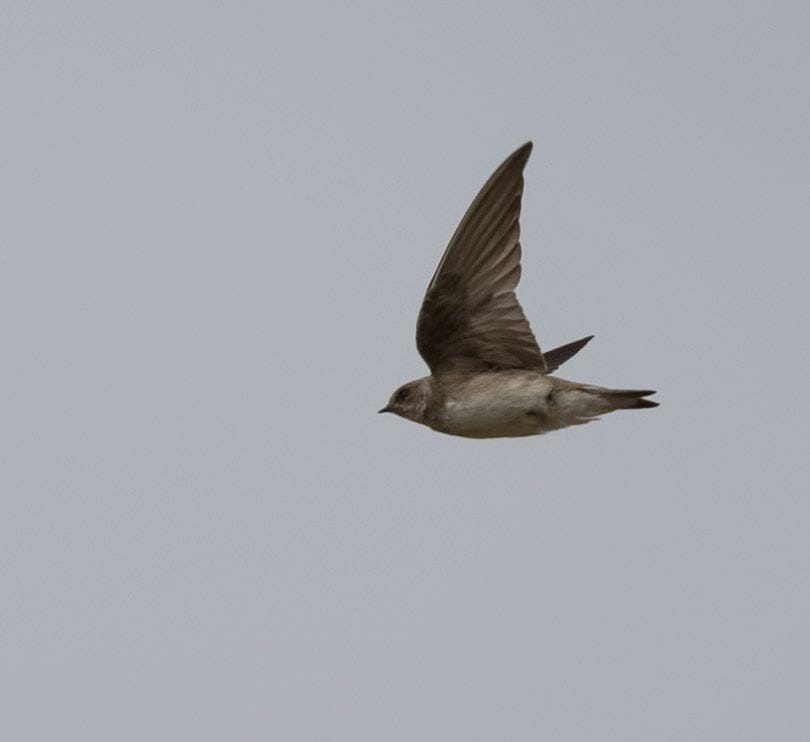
600 389 659 410
547 385 658 430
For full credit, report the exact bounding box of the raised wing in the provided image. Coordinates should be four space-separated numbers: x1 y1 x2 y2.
416 142 546 373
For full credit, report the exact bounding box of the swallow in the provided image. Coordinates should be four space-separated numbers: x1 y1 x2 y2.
380 142 657 438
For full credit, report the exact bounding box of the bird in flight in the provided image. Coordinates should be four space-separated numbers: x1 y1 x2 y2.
379 142 658 438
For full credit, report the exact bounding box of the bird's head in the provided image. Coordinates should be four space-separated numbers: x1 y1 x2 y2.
379 378 432 424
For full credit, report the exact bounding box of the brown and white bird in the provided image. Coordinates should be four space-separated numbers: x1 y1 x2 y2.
380 142 658 438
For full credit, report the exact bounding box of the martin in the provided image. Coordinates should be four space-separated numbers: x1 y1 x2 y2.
380 143 658 438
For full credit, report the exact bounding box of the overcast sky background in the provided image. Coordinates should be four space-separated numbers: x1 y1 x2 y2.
3 2 809 740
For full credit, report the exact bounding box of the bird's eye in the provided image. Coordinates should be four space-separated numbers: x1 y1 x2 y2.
396 388 409 402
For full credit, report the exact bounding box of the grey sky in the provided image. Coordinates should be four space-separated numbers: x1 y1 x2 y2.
3 1 809 740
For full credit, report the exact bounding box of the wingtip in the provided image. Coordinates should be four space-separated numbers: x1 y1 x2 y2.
542 334 595 373
516 141 533 160
502 142 533 169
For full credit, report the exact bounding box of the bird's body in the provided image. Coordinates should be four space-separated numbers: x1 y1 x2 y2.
380 142 658 439
433 371 558 438
388 371 656 439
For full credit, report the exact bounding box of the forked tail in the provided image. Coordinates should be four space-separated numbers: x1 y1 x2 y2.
598 388 659 410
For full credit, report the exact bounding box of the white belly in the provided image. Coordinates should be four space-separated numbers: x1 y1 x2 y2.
435 373 554 438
